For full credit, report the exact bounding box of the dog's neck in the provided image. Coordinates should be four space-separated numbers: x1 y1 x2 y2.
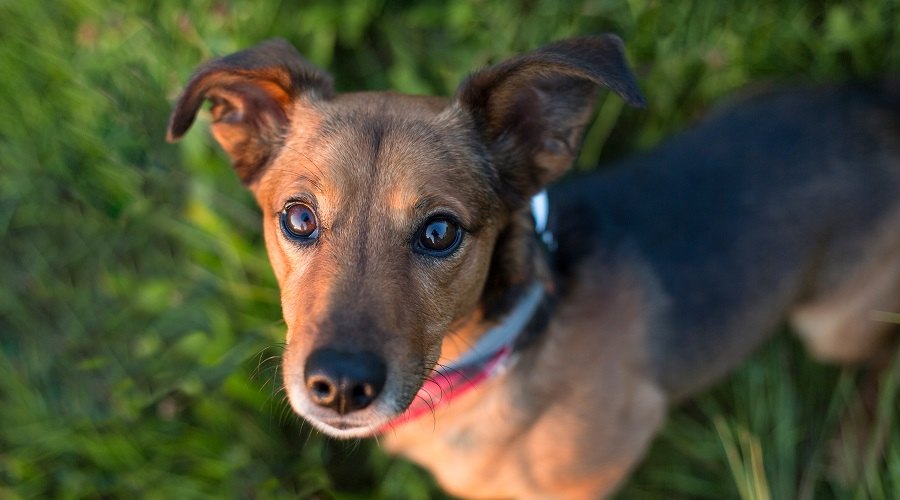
445 281 546 369
381 192 555 432
381 280 546 431
439 190 556 358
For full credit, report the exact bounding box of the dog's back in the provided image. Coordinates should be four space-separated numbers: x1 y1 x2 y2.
549 82 900 399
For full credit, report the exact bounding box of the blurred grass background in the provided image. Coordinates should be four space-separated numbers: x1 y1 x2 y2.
1 0 898 498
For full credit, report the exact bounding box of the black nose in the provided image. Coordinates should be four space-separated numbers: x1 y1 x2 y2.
303 349 387 414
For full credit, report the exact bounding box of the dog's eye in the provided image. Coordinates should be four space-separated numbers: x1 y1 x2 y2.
415 216 462 256
281 202 319 241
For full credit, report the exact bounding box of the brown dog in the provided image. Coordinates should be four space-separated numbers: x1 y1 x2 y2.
168 35 900 498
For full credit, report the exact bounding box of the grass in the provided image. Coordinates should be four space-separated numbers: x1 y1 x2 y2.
0 0 897 497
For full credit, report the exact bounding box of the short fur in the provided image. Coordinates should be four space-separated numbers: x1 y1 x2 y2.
168 36 900 498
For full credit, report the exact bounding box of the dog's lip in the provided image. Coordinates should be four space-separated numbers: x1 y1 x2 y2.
307 414 390 438
297 399 407 437
284 368 418 437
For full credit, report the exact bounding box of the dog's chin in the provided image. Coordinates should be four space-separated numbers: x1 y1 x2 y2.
287 388 407 439
305 417 385 439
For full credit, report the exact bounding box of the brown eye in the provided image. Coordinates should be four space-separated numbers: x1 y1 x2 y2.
415 217 462 256
281 202 319 241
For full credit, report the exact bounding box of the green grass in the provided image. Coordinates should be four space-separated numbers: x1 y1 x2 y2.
1 0 897 498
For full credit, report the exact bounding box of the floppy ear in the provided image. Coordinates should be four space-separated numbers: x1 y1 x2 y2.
455 34 644 205
167 39 333 183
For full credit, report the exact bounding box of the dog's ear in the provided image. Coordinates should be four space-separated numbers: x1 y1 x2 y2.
455 34 644 205
167 39 333 183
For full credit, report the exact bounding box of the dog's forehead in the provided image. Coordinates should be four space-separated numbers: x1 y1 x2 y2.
262 92 497 218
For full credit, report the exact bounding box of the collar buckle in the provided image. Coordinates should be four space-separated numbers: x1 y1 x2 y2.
531 190 557 252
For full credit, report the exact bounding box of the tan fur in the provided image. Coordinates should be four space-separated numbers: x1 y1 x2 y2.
792 209 900 362
384 257 667 498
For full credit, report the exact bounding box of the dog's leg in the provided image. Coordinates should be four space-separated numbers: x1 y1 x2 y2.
791 210 900 364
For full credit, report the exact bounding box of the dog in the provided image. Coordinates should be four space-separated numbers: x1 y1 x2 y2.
167 35 900 498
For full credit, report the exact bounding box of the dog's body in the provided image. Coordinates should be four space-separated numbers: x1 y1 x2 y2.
169 36 900 498
385 83 900 497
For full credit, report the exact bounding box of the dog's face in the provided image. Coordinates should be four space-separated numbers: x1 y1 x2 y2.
168 36 643 437
255 93 505 435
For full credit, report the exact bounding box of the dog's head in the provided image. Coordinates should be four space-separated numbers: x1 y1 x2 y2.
168 36 643 437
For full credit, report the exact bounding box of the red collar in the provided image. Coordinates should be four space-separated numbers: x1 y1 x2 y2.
379 347 512 431
379 282 544 433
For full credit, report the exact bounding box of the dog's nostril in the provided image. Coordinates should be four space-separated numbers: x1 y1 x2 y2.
303 348 387 415
308 377 336 404
350 382 377 407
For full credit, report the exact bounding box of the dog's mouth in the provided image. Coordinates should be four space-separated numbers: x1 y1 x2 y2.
291 382 431 438
305 413 391 438
290 347 514 439
288 282 545 438
285 368 418 439
293 404 397 439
